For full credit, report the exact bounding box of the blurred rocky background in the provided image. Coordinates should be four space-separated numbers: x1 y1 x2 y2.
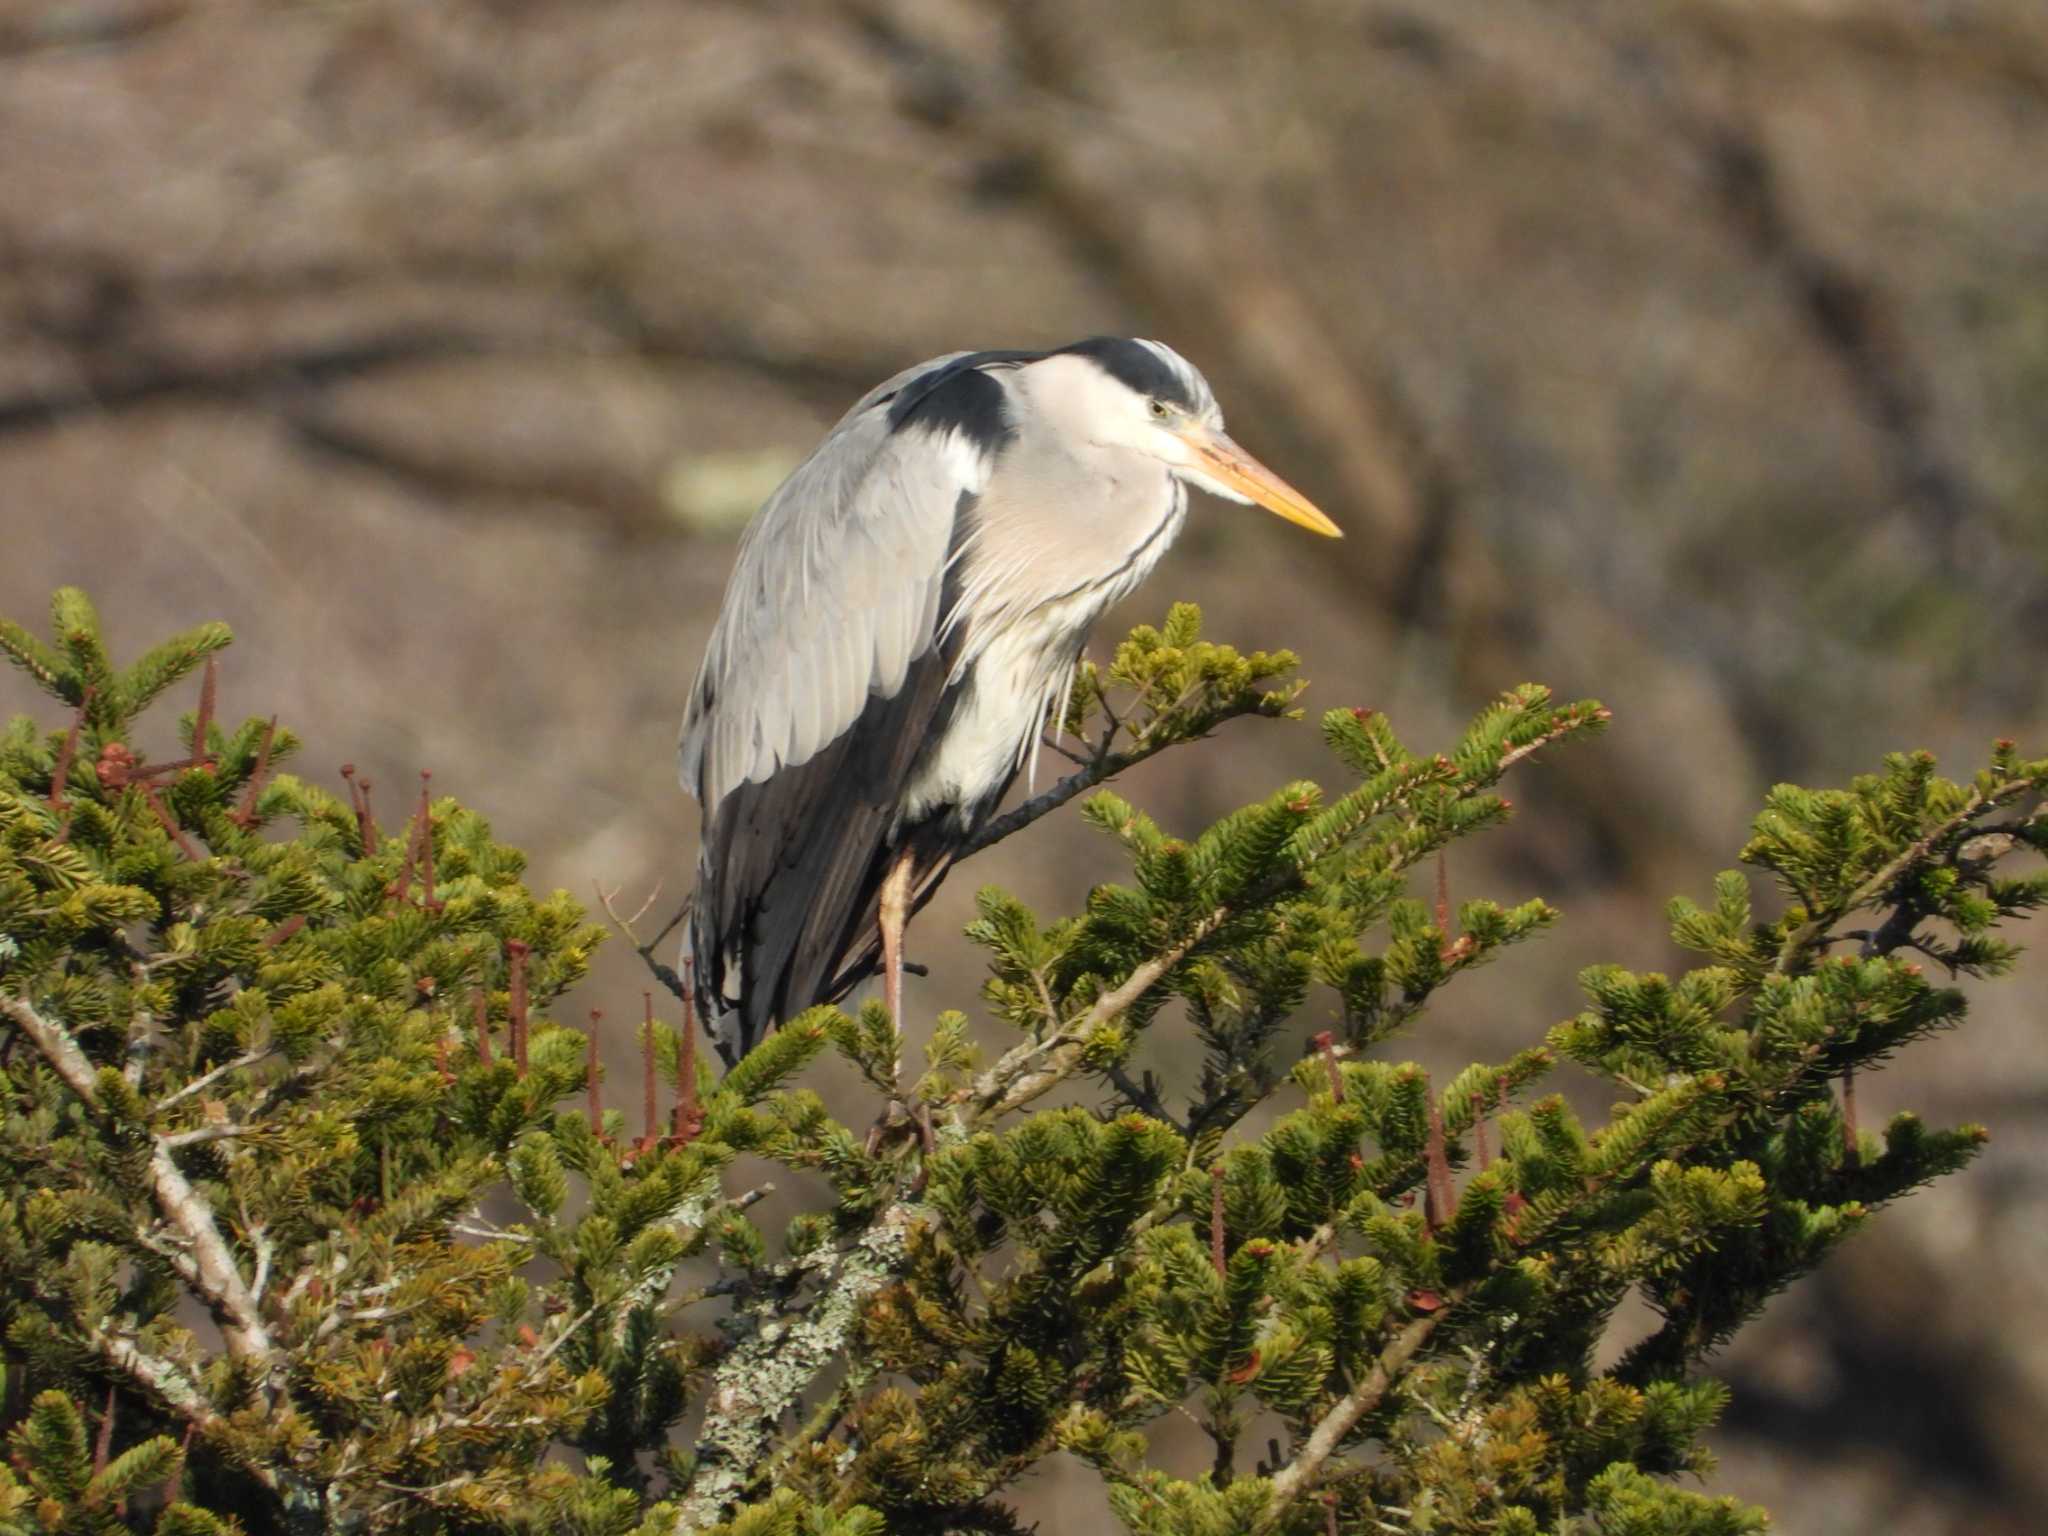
3 1 2045 1529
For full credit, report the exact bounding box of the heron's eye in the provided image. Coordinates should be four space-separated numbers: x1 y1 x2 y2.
1149 399 1169 419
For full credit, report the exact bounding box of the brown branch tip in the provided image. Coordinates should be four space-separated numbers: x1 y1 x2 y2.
506 940 531 1078
230 716 278 828
641 993 659 1150
586 1012 606 1140
670 967 702 1147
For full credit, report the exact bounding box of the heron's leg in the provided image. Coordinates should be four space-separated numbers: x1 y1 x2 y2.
877 849 916 1031
860 851 918 1160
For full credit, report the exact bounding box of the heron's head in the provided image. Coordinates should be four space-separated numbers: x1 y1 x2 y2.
1028 337 1342 538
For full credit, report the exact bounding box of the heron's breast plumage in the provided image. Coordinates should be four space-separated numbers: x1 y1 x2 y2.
897 459 1187 831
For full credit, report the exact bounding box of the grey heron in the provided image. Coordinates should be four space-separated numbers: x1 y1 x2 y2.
679 337 1339 1064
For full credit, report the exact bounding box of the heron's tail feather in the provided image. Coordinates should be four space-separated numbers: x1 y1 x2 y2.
686 651 961 1063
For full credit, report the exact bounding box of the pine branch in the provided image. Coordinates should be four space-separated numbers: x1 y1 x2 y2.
83 1332 216 1440
958 730 1137 861
965 908 1225 1118
2 992 275 1361
956 705 1598 1127
3 588 2036 1536
959 700 1278 863
672 1201 926 1533
1 992 102 1104
1773 775 2043 971
156 1046 278 1109
1256 1303 1453 1527
149 1142 273 1358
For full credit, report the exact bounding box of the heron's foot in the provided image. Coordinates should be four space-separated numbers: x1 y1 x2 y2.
863 1096 908 1158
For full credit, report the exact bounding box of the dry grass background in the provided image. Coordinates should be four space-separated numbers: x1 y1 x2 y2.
3 1 2046 1529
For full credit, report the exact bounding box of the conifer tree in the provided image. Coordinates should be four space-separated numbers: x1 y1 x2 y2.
0 588 2040 1534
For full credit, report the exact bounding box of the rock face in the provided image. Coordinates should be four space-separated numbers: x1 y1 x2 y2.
3 3 2045 1530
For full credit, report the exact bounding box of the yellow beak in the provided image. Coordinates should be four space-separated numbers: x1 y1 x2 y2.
1179 425 1342 538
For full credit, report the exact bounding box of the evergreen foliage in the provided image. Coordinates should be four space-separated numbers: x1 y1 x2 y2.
0 589 2040 1534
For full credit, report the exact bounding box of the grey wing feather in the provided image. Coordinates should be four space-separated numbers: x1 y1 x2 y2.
678 354 988 1057
678 353 975 810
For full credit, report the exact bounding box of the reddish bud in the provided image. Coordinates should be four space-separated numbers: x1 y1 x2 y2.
96 742 137 789
506 941 531 1078
341 765 378 854
1423 1087 1456 1232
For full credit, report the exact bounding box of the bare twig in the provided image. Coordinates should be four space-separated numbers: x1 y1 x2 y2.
159 1045 276 1108
1106 1062 1183 1132
1037 731 1092 768
160 1122 259 1149
596 879 690 1002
